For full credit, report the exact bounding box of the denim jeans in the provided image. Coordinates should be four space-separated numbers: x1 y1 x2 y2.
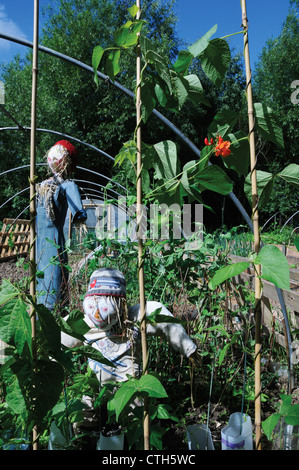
36 180 87 310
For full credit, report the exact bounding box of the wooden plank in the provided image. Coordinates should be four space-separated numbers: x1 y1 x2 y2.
262 311 286 347
3 218 29 224
0 242 30 249
233 270 299 312
2 231 30 236
0 254 23 262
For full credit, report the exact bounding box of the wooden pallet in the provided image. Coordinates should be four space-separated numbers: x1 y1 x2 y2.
0 218 30 261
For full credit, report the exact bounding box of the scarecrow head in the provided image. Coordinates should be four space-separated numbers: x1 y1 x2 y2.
46 140 79 177
83 268 127 330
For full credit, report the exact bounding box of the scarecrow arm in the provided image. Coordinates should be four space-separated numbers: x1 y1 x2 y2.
61 181 87 222
133 301 197 358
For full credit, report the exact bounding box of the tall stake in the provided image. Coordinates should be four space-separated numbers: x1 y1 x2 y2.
30 0 39 450
135 0 150 450
241 0 262 450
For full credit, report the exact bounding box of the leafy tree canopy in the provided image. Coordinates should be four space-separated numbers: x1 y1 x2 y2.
0 0 246 225
253 0 299 222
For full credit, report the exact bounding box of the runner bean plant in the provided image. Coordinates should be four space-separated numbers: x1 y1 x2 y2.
1 2 299 449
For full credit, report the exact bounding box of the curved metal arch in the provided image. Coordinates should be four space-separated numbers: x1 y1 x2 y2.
76 168 126 193
0 34 202 163
74 179 123 199
74 188 106 201
0 163 44 177
7 205 30 225
0 184 118 212
261 212 280 231
82 195 105 202
281 210 299 232
81 193 129 217
0 187 29 210
77 184 119 201
0 163 127 194
1 191 119 228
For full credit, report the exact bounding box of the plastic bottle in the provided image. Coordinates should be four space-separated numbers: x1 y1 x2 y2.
96 431 124 450
186 424 214 450
221 413 253 450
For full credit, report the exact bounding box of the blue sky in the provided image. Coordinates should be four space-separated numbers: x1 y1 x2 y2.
0 0 292 69
174 0 291 68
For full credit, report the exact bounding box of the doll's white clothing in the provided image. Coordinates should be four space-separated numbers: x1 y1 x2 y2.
61 301 196 385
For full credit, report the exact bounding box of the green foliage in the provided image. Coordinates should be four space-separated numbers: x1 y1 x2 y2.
0 281 66 426
209 262 250 290
0 277 112 444
0 0 182 220
254 245 290 290
113 374 168 421
0 224 293 449
244 163 299 208
0 0 296 450
210 244 290 291
253 103 284 149
262 394 299 441
261 225 298 246
92 10 242 207
106 375 178 450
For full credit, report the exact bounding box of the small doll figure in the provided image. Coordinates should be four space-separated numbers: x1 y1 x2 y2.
36 140 87 311
62 268 197 384
58 268 197 449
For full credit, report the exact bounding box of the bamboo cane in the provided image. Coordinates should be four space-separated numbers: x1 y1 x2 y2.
241 0 262 450
135 0 150 450
30 0 39 450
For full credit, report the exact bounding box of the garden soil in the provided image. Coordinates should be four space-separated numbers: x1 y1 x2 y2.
0 256 28 284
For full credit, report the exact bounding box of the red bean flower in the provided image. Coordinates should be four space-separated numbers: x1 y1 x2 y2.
204 137 214 146
204 135 231 157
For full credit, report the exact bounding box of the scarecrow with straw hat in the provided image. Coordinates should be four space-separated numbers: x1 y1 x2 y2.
36 140 87 311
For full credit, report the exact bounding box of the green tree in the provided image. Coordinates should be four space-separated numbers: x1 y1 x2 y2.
0 0 247 228
0 0 181 219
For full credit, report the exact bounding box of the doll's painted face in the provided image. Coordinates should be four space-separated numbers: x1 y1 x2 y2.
83 295 119 328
